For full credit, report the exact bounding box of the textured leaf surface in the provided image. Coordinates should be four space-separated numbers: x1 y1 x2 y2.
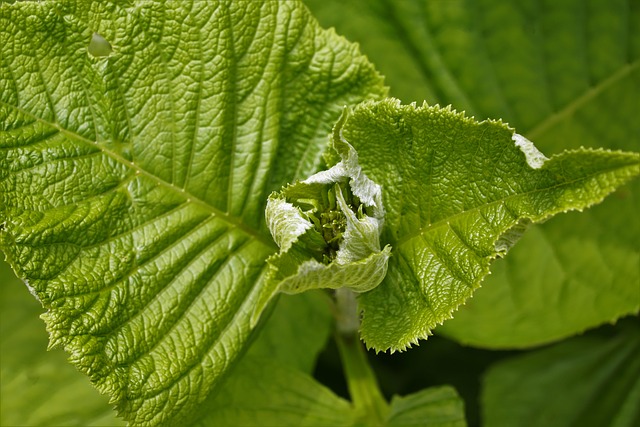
1 258 336 426
0 0 385 424
0 261 124 427
482 320 640 427
339 99 639 351
305 0 640 348
3 248 466 426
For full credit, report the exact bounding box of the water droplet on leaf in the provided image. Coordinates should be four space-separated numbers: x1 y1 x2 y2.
88 33 112 57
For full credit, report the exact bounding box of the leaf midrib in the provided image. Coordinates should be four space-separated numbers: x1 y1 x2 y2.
393 156 639 249
378 0 639 141
0 99 279 252
526 60 640 140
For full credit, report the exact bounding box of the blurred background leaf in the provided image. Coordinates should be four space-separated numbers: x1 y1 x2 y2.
482 318 640 426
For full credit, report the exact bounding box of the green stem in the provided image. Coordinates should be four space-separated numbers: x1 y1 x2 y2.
335 288 389 425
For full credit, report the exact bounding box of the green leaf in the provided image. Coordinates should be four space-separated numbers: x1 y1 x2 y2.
386 386 466 427
482 320 640 427
1 256 335 425
2 263 465 427
304 0 640 347
337 99 639 351
0 0 385 424
198 317 467 427
0 260 124 427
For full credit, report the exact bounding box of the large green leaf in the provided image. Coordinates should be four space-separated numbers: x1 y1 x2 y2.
3 256 467 427
335 99 638 351
482 320 640 427
305 0 640 348
1 256 337 426
0 0 385 424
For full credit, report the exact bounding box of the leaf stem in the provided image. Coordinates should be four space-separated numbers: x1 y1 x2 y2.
335 288 389 425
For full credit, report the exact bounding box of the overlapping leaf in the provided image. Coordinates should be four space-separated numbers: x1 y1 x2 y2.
0 0 385 424
1 257 342 427
336 99 638 351
304 0 640 348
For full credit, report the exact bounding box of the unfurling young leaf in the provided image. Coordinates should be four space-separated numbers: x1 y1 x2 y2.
254 109 391 321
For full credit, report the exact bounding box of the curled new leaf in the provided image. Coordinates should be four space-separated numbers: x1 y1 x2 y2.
254 110 391 321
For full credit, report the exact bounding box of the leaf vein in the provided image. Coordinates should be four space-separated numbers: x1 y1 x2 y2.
181 18 205 191
0 99 277 249
112 223 239 365
138 237 261 399
527 60 640 139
